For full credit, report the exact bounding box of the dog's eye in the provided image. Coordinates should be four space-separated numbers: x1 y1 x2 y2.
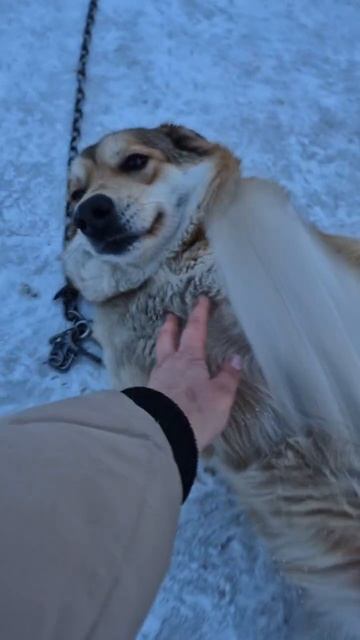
71 188 86 202
120 153 149 173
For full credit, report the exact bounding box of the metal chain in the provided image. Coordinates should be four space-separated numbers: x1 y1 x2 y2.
65 0 99 232
48 0 102 372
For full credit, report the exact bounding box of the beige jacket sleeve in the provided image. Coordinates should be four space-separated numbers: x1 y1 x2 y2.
0 390 192 640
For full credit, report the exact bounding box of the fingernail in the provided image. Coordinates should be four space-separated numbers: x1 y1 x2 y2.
230 354 242 370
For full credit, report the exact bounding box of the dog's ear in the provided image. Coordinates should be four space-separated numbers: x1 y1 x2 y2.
159 123 213 157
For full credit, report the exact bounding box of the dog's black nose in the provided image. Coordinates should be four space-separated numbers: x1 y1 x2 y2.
74 194 116 239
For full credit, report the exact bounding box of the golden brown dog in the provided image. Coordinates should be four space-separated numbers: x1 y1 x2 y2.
63 124 360 637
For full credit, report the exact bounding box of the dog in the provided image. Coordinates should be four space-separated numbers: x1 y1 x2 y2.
63 124 360 636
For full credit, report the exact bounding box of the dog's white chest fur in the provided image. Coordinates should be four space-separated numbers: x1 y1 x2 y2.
94 245 224 388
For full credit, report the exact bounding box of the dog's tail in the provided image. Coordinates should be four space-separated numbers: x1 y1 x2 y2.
205 178 360 627
205 177 360 436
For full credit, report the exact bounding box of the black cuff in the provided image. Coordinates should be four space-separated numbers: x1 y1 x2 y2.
122 387 198 502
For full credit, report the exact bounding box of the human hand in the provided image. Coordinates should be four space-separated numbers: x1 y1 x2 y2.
148 297 242 451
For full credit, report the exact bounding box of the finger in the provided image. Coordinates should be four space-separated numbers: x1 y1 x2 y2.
179 297 210 357
214 355 242 399
156 314 179 364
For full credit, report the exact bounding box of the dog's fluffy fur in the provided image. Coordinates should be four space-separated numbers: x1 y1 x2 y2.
64 124 360 636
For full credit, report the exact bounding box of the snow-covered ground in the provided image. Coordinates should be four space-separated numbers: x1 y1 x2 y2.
1 0 359 637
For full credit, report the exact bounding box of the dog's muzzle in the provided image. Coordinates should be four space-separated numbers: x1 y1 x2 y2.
74 194 139 254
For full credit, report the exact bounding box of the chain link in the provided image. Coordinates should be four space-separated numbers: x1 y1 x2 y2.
65 0 99 231
68 0 98 168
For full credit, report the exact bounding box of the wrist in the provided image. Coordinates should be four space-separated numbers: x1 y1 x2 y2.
122 387 198 502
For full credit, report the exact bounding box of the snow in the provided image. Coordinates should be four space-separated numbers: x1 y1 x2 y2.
0 0 359 637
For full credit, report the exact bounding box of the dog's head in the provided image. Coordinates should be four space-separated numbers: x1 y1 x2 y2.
64 124 239 298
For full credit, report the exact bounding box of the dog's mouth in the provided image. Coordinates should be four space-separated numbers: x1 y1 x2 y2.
94 211 164 255
98 233 140 255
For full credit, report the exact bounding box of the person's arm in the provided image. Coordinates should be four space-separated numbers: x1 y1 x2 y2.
0 390 186 640
0 298 240 640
